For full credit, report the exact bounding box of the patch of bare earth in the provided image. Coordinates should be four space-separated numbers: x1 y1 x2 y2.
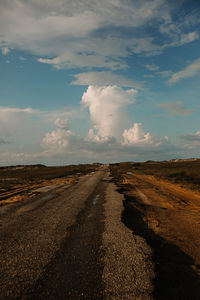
118 173 200 300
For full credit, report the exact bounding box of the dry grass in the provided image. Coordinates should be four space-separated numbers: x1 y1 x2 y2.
0 163 100 204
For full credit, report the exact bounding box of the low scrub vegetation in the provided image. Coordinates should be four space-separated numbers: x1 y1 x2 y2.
0 163 100 192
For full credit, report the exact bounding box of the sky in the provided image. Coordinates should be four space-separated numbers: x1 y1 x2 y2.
0 0 200 166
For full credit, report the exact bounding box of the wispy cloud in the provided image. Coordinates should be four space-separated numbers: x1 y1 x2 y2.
180 131 200 142
168 58 200 84
0 1 199 70
71 71 143 89
180 31 199 44
179 130 200 150
144 63 160 71
159 101 195 116
157 70 172 77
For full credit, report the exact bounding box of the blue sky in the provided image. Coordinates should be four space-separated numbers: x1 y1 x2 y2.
0 0 200 165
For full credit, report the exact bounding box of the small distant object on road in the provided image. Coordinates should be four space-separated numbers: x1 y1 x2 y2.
126 172 132 175
102 177 109 181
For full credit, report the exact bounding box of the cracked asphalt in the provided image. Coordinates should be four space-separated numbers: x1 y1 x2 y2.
0 167 154 299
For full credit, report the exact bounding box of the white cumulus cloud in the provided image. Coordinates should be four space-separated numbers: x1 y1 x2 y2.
0 103 175 164
42 117 77 154
42 128 75 154
122 123 163 147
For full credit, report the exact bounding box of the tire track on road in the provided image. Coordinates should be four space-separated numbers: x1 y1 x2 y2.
24 179 108 299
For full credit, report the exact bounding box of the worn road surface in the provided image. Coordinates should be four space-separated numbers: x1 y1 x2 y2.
0 167 154 299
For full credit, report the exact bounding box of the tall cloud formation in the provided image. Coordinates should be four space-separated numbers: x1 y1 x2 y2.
81 85 137 142
0 100 175 165
39 85 171 162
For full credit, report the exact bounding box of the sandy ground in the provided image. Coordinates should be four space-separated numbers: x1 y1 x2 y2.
122 174 200 264
120 173 200 299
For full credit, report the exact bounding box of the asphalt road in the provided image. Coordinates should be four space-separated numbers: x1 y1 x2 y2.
0 167 154 299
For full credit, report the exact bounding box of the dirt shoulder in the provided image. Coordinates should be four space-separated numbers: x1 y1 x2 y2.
110 166 200 300
122 173 200 266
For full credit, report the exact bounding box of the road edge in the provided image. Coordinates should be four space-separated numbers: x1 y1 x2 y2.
102 179 155 299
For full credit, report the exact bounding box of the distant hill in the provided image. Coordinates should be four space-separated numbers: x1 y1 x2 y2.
0 164 46 170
